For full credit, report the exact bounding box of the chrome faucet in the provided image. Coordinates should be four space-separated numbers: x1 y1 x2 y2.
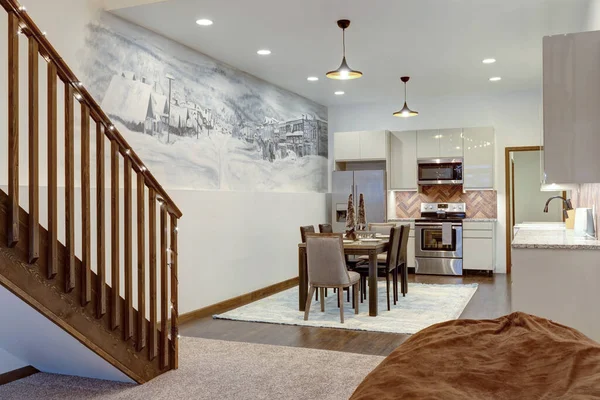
543 196 574 219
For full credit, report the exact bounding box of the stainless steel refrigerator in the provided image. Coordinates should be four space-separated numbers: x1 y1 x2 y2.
332 170 386 232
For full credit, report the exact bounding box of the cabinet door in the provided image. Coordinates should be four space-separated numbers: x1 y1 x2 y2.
543 31 600 183
389 131 417 190
407 236 415 269
439 128 464 158
463 127 495 189
463 238 494 271
359 131 387 160
334 131 361 161
416 130 440 159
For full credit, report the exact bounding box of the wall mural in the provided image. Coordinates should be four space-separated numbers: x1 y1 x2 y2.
79 13 328 192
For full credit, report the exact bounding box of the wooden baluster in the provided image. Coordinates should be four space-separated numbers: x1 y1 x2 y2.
136 173 146 352
148 188 157 360
123 157 133 340
96 124 106 318
7 12 19 248
47 61 58 279
81 104 91 305
64 84 75 293
160 203 169 369
28 37 39 263
110 141 120 330
170 215 179 370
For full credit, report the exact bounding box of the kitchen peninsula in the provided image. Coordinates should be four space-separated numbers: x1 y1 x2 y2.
511 224 600 342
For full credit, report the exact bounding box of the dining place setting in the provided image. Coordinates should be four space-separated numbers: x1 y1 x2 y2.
298 193 410 322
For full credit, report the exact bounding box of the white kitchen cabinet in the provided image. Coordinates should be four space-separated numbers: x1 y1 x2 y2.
463 221 495 271
543 31 600 184
439 129 463 158
359 131 388 160
389 131 417 190
334 131 361 161
334 131 388 161
463 127 495 189
416 130 440 159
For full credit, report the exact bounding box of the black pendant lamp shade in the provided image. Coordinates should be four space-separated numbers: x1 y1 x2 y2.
393 76 418 117
326 20 363 80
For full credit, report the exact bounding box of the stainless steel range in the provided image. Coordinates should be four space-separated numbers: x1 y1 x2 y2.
415 202 465 276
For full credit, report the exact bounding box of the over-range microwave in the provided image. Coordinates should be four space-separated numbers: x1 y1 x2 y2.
417 158 463 185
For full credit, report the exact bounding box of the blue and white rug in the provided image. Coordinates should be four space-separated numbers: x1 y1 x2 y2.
215 282 478 334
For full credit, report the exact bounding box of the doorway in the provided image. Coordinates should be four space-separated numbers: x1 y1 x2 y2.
504 146 566 273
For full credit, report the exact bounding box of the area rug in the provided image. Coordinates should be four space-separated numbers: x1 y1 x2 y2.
0 337 385 400
215 282 478 334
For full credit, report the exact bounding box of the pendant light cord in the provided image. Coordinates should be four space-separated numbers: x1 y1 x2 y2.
342 29 346 57
404 82 407 101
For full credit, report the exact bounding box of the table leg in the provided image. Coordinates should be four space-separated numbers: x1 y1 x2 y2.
299 247 307 311
368 251 378 316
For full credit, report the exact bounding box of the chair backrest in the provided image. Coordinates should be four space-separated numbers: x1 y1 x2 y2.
368 223 396 235
385 226 402 272
397 224 410 268
300 225 315 243
305 233 351 286
318 223 333 233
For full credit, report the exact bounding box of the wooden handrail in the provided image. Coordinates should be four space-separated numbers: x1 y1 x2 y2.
3 0 180 374
1 0 182 218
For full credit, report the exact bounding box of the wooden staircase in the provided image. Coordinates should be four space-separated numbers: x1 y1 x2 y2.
0 0 182 383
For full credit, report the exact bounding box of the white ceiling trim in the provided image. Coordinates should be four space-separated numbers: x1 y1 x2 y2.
104 0 168 11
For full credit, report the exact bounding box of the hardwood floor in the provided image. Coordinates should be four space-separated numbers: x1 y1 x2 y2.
180 273 511 357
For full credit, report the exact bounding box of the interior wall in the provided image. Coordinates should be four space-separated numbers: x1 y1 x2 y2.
0 349 27 375
513 151 562 224
587 0 600 31
328 90 544 273
0 0 327 315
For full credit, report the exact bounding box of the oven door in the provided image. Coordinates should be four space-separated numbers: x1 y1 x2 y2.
415 223 463 258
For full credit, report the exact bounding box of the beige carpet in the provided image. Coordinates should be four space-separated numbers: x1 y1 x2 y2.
0 337 385 399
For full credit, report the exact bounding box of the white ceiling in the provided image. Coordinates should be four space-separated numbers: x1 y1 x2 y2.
113 0 590 107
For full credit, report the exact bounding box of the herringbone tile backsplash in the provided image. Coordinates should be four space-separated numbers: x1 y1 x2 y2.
394 186 498 219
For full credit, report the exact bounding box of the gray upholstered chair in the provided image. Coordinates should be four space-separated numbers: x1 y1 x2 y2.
355 225 402 311
318 223 333 233
394 224 410 299
300 225 315 243
304 233 360 323
357 223 397 265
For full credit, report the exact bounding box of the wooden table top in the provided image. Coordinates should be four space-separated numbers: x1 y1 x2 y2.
298 239 389 251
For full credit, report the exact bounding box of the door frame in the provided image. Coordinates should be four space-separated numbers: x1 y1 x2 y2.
504 146 542 274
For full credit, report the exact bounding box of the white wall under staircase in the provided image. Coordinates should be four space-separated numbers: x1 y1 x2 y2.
0 285 133 383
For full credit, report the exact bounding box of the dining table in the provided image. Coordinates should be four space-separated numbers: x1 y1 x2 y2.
298 238 389 317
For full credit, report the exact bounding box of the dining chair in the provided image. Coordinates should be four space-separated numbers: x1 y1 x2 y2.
304 233 360 323
354 225 402 311
394 224 410 299
356 223 397 266
300 225 316 243
318 223 333 233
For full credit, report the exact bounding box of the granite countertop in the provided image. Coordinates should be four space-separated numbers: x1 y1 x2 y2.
387 218 497 222
512 229 600 250
387 218 415 222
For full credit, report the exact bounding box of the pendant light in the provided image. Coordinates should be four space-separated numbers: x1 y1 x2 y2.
326 20 362 80
393 76 419 118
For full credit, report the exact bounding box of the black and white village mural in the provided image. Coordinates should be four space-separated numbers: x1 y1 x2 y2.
79 13 328 192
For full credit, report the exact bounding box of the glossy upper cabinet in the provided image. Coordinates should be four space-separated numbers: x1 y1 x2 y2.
543 31 600 184
439 129 464 157
463 127 495 189
334 131 388 161
389 131 417 190
416 129 463 159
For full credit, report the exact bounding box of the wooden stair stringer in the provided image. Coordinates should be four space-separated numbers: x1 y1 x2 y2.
0 189 169 384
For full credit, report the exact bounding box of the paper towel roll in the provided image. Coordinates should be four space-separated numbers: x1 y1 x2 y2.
574 208 595 238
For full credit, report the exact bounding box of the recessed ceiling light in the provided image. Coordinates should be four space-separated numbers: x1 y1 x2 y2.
334 91 345 95
307 76 319 82
257 49 271 55
482 58 496 64
489 77 502 82
195 19 213 26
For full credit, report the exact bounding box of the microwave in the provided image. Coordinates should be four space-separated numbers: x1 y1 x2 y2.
417 158 463 185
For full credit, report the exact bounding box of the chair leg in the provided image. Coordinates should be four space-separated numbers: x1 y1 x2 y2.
304 285 316 321
319 287 325 312
393 268 398 305
351 285 355 309
386 272 391 311
338 288 344 323
347 287 350 302
354 283 359 315
325 288 328 297
315 286 318 302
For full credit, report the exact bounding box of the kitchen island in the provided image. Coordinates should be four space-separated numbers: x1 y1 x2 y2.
512 224 600 341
